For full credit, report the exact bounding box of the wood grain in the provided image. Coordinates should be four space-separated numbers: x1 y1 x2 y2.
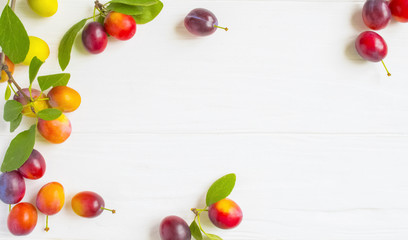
0 0 407 239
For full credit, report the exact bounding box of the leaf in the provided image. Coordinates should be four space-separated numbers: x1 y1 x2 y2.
3 100 23 122
206 173 236 206
1 124 36 172
207 234 223 240
0 6 29 63
10 113 22 132
37 73 70 91
96 15 105 25
106 3 144 15
29 57 43 85
189 221 203 240
58 19 87 71
132 1 163 24
37 108 62 121
5 84 11 100
109 0 158 7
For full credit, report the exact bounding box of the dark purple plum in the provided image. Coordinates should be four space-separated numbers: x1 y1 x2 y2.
362 0 391 30
0 171 26 204
18 149 46 180
160 216 191 240
184 8 227 36
82 22 108 54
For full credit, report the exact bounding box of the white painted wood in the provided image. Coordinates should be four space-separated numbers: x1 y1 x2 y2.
0 0 408 239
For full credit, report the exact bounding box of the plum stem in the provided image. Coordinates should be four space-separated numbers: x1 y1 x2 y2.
214 25 229 31
101 207 116 214
381 60 391 77
94 0 106 16
1 63 32 103
44 215 49 232
194 214 213 239
10 0 16 11
93 6 96 22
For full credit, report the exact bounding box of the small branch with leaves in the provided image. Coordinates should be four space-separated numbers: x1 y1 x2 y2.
58 0 163 71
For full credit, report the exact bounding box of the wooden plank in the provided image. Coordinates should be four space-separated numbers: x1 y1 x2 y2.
1 1 407 134
0 134 407 239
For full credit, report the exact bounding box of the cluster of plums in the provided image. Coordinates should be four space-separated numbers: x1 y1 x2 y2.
13 85 80 144
356 0 408 75
82 12 137 54
159 198 243 240
1 4 229 238
0 149 114 236
81 7 226 55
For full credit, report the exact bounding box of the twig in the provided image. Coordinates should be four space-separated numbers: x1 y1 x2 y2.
0 53 5 82
0 0 31 103
2 65 31 102
10 0 16 11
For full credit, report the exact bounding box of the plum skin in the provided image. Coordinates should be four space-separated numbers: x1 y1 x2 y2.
8 202 38 236
82 22 108 54
159 215 191 240
18 149 46 180
36 182 65 215
37 114 72 144
0 171 26 204
48 86 81 113
71 191 105 218
208 198 243 229
104 11 136 41
355 31 387 62
184 8 218 36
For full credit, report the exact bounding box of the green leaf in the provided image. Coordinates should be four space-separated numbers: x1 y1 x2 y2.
206 173 236 206
96 15 105 26
5 84 11 100
207 234 223 240
3 100 23 122
37 73 70 91
29 57 43 85
106 3 144 15
0 6 29 63
132 1 163 24
58 19 87 71
109 0 158 7
189 221 203 240
37 108 62 121
10 113 22 132
1 124 36 172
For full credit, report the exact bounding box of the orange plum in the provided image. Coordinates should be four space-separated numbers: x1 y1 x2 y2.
37 114 72 144
0 56 14 83
8 202 38 236
208 198 243 229
48 86 81 112
36 182 65 216
36 182 65 231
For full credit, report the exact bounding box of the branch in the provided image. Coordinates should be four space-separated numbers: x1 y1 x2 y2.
11 0 16 11
0 0 16 81
0 0 31 103
2 65 31 102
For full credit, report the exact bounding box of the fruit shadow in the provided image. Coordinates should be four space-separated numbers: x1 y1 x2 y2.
149 222 160 240
350 5 366 32
63 193 76 216
15 1 44 20
344 38 365 64
74 32 91 55
174 20 194 39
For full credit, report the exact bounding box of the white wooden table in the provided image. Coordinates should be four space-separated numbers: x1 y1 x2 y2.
1 0 408 239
